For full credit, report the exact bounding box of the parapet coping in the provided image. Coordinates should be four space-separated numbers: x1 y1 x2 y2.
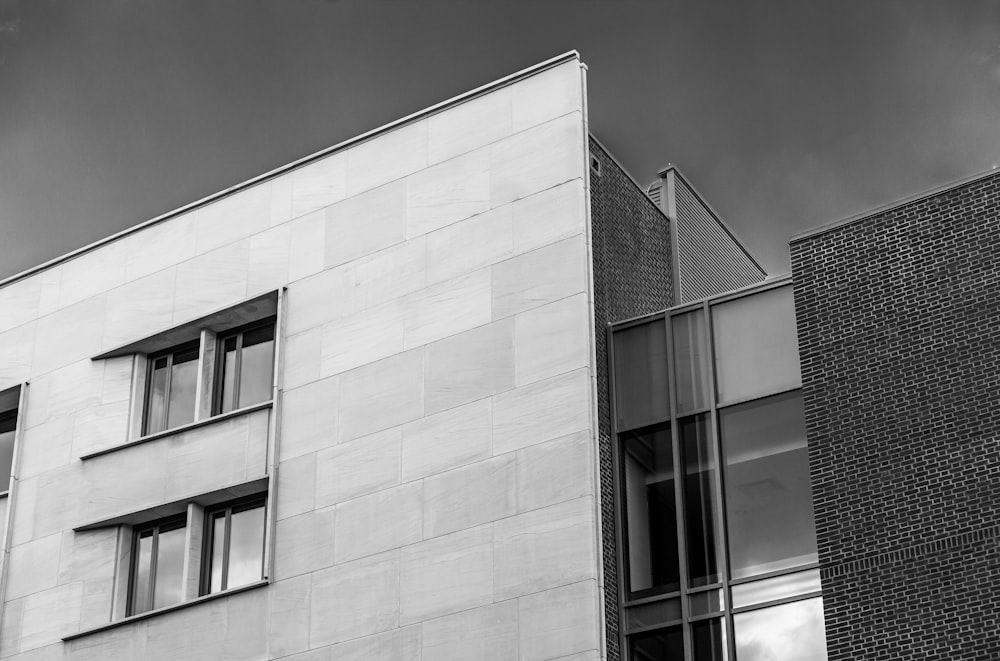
790 166 1000 244
0 51 583 289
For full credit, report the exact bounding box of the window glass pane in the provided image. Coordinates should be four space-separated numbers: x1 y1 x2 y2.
689 588 724 617
624 598 682 631
734 597 828 661
145 358 169 434
166 348 199 430
132 531 154 614
622 423 679 597
237 334 274 409
692 618 727 661
672 310 709 413
210 512 226 593
721 391 818 579
220 337 238 414
630 627 683 661
712 286 801 404
152 525 186 610
681 414 720 587
227 504 265 589
0 430 14 490
613 319 669 431
732 569 822 609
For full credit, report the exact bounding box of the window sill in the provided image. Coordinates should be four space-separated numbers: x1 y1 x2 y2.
79 401 273 461
61 579 269 641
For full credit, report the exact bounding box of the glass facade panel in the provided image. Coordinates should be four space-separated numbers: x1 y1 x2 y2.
132 531 154 614
145 357 169 434
613 319 669 431
227 504 266 588
220 337 238 414
689 589 724 617
630 626 684 661
622 423 680 597
0 387 19 490
672 310 710 413
152 525 186 610
712 287 800 404
692 618 727 661
721 391 818 579
625 598 682 631
731 569 822 609
209 512 226 593
680 414 720 587
734 598 828 661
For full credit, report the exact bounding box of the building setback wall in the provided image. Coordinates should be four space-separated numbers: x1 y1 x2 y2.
791 171 1000 660
588 137 673 661
0 56 608 661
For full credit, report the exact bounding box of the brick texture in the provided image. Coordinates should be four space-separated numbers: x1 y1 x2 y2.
588 137 673 660
790 171 1000 659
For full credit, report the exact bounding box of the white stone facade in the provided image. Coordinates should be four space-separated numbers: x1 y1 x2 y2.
0 54 605 660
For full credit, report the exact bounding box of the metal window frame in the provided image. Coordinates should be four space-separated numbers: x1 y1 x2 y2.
213 317 277 416
126 514 187 616
200 493 267 596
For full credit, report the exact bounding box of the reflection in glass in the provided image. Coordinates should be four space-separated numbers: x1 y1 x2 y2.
721 391 818 579
205 500 266 594
238 326 275 409
228 505 266 588
613 319 669 431
689 588 724 616
166 347 199 429
692 618 727 661
625 597 682 632
672 310 710 413
630 626 683 661
712 286 801 404
153 525 186 609
130 518 186 615
146 357 169 434
622 424 680 597
734 598 828 661
218 323 275 414
732 569 822 609
681 415 720 586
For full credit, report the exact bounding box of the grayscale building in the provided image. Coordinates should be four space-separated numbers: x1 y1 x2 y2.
0 51 997 660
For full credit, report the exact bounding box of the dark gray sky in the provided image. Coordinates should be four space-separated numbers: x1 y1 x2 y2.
2 0 999 279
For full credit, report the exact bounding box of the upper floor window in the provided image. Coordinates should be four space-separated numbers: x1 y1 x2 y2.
144 343 200 435
215 321 275 415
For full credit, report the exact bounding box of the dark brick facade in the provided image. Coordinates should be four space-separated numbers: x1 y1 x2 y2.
588 137 673 660
790 171 1000 659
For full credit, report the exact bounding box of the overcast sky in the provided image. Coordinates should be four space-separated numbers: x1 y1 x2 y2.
2 0 999 280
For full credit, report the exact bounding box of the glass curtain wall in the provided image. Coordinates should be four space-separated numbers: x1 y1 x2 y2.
611 281 828 661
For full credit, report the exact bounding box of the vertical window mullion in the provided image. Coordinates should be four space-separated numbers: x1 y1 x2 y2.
161 354 174 433
232 333 244 411
148 527 160 611
221 508 232 591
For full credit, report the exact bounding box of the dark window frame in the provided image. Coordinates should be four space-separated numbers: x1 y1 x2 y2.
200 493 268 596
127 514 187 616
212 317 276 416
142 340 201 436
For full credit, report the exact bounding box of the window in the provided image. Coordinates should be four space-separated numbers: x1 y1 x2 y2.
124 494 267 618
610 283 826 660
128 516 187 615
0 386 21 493
143 343 200 435
215 321 275 415
202 496 266 594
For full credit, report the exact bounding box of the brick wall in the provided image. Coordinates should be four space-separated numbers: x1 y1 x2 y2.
588 137 673 660
790 171 1000 659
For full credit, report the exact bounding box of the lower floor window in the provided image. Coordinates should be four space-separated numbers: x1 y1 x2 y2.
126 494 267 617
203 497 266 594
129 516 187 615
